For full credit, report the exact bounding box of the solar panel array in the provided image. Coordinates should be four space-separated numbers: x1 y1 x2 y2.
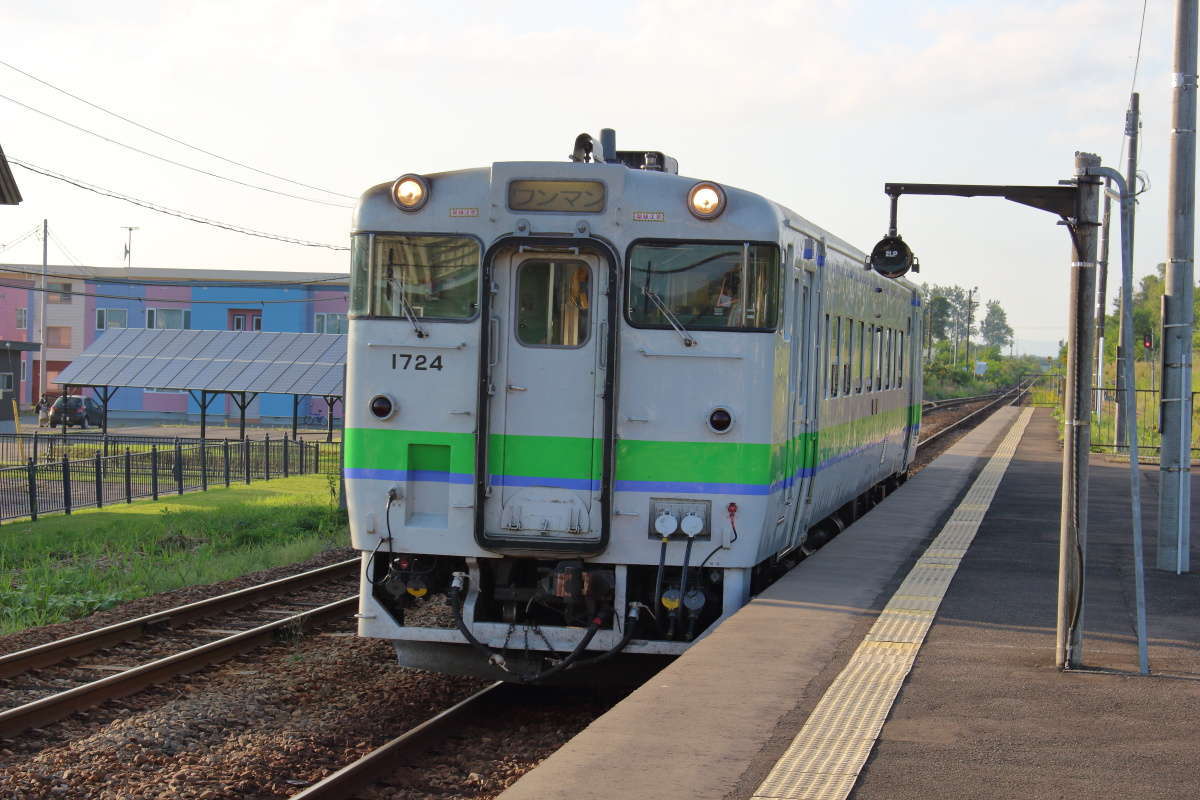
55 329 346 397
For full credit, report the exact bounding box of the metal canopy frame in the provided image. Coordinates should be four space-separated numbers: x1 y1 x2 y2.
55 330 346 440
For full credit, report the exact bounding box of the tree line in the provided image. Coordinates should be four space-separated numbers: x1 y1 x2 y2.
918 285 1040 399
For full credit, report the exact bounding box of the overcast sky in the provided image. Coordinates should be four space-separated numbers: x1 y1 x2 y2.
0 0 1181 355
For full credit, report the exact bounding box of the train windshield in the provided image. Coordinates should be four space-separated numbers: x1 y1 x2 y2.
351 234 480 320
627 242 779 331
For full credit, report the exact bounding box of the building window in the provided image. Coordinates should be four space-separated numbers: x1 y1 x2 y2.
47 281 72 304
232 314 245 331
46 326 71 348
253 315 262 331
146 308 190 329
21 358 28 382
0 373 12 394
314 312 347 334
96 308 129 330
16 307 27 330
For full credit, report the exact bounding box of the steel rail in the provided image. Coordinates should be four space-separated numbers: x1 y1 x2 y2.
0 595 356 738
0 558 358 679
917 383 1029 450
922 389 1006 412
289 682 508 800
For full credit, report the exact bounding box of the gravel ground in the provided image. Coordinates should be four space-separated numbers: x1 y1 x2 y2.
0 555 615 800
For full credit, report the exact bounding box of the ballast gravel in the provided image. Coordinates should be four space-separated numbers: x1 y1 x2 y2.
0 559 617 799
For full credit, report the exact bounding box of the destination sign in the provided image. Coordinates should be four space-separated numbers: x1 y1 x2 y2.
507 179 605 213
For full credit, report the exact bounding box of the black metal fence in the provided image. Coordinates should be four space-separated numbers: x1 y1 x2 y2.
0 436 343 523
1020 372 1200 455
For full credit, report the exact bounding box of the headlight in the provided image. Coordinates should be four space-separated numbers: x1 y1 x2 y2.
391 174 429 211
687 181 726 220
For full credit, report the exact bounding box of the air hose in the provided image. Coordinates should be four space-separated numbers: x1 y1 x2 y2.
652 535 669 629
448 571 607 682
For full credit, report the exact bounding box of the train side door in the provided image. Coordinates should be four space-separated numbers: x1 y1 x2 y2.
482 250 605 548
785 272 813 544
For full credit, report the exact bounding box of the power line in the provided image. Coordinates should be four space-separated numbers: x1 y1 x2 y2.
0 262 348 288
0 225 41 253
0 58 356 201
0 279 345 305
0 92 353 209
1130 0 1150 94
9 157 351 252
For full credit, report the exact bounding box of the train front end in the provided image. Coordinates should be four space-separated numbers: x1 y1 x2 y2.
346 135 791 681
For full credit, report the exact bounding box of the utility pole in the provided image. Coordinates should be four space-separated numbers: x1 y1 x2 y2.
1158 0 1196 574
1116 93 1141 449
38 219 47 400
966 287 978 369
1096 179 1111 418
1057 152 1102 668
122 226 138 269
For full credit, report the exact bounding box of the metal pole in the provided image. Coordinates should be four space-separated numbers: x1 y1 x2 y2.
1057 152 1102 670
1159 0 1196 574
1096 181 1111 417
38 219 47 400
1099 166 1153 675
1116 93 1141 449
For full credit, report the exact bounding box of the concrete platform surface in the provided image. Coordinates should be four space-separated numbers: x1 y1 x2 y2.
500 407 1021 800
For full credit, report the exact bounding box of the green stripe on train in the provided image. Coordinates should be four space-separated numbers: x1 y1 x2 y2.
344 403 919 485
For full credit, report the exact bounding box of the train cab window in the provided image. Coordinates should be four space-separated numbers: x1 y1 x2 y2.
515 260 590 347
627 242 779 332
357 234 480 320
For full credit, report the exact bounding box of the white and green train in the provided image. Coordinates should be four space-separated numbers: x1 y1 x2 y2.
345 130 922 680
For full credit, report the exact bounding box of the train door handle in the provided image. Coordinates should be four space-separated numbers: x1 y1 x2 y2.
507 385 527 392
488 316 500 367
598 321 609 368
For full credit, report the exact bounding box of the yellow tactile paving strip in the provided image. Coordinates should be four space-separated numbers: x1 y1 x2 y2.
750 407 1034 800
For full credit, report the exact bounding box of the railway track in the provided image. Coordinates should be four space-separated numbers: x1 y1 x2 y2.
0 558 359 739
289 682 508 800
917 382 1032 451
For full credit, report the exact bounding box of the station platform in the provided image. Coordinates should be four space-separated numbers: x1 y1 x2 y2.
500 406 1200 800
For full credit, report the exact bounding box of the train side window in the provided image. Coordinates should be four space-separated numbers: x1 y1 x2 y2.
855 321 864 393
842 317 851 396
866 324 875 391
515 260 590 347
885 329 894 389
874 326 883 389
823 314 830 397
897 331 905 388
831 316 841 398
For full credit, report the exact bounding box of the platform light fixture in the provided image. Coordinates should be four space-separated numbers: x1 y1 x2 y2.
392 174 430 211
687 181 726 220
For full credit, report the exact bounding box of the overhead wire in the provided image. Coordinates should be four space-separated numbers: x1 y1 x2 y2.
0 58 356 201
0 92 353 209
9 157 351 252
0 225 41 253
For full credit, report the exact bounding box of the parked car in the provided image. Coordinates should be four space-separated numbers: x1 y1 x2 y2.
48 396 103 429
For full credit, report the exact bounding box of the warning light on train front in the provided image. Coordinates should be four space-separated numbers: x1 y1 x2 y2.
687 182 726 220
391 174 429 211
370 394 396 420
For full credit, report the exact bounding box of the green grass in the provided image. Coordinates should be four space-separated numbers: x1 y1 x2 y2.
0 475 348 634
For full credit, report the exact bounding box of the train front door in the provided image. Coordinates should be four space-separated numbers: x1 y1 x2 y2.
482 250 606 548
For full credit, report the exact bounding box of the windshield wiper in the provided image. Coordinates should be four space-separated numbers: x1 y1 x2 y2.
389 278 429 338
641 285 696 347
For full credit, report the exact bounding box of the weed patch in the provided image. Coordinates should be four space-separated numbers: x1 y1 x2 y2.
0 475 348 633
